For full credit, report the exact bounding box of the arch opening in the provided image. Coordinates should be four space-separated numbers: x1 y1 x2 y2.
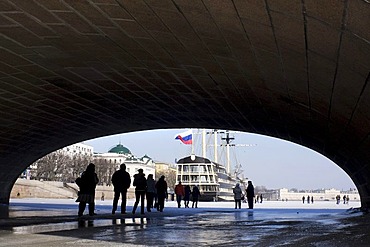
10 129 360 208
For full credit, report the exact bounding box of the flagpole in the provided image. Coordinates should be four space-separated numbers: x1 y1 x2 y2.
191 129 194 155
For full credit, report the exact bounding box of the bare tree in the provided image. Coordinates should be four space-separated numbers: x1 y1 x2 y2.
94 158 115 185
32 151 70 181
31 151 92 182
156 168 176 189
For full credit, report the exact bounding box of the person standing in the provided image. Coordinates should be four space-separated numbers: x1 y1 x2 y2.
246 181 255 209
111 163 131 214
132 169 147 215
336 195 340 204
302 196 305 204
76 163 99 217
174 181 185 208
192 185 201 208
146 174 156 212
184 185 191 208
155 175 168 212
233 183 243 209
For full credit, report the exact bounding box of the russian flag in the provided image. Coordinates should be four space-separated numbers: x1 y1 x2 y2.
175 130 193 145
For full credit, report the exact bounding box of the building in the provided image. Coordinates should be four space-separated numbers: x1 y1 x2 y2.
277 188 360 202
93 143 156 183
21 142 94 180
61 142 94 157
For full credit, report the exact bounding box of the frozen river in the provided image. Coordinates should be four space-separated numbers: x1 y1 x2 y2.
0 199 368 246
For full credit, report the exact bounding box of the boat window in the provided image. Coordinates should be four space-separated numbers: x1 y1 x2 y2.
209 175 213 182
178 166 181 172
190 175 199 182
200 175 207 182
183 165 189 172
200 165 206 172
177 175 181 182
183 175 189 182
190 166 199 172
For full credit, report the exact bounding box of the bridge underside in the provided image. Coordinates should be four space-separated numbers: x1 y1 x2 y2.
0 1 369 209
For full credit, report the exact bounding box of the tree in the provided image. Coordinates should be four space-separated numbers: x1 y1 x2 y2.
93 158 115 186
254 185 268 195
156 168 176 189
30 151 92 182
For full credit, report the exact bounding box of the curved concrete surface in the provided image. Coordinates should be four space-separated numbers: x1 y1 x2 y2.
0 1 369 209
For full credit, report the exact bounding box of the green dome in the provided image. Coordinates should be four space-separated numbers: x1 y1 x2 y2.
108 144 131 154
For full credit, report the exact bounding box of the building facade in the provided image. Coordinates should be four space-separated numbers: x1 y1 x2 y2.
94 143 156 184
277 188 360 202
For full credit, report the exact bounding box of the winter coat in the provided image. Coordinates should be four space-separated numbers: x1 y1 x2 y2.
146 177 156 193
184 185 191 200
155 178 167 198
175 184 185 196
111 169 131 192
192 186 200 199
133 173 147 191
78 170 99 195
233 186 243 200
246 184 255 199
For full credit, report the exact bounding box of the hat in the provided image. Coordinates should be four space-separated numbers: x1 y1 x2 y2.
138 168 143 173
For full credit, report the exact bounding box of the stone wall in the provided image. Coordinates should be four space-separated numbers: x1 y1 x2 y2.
11 179 135 200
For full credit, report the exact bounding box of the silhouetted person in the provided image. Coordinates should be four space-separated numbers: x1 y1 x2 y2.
307 195 310 204
336 195 340 204
175 181 185 208
132 169 147 215
76 163 99 217
311 196 314 204
192 185 201 208
246 181 255 209
184 185 191 208
302 196 305 204
233 183 243 209
155 175 167 212
146 174 156 212
346 195 349 204
260 194 263 203
343 195 346 204
111 163 131 214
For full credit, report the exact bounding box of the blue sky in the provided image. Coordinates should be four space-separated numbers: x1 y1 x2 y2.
84 128 356 191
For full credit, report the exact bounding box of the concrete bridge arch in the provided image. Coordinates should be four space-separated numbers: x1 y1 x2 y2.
0 0 369 210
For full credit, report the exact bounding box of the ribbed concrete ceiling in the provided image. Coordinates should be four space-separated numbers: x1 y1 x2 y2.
0 0 369 208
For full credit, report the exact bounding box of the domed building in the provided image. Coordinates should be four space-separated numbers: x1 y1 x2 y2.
108 144 131 155
94 143 156 182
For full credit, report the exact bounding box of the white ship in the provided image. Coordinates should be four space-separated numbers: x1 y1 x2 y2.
176 130 249 201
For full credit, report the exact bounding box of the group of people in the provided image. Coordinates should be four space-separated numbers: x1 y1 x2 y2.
336 195 350 204
75 163 169 216
233 181 255 209
174 181 201 208
76 163 258 217
302 195 314 204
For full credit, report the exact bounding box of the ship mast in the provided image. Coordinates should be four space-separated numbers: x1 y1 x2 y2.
221 130 234 174
202 129 206 158
214 130 218 163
